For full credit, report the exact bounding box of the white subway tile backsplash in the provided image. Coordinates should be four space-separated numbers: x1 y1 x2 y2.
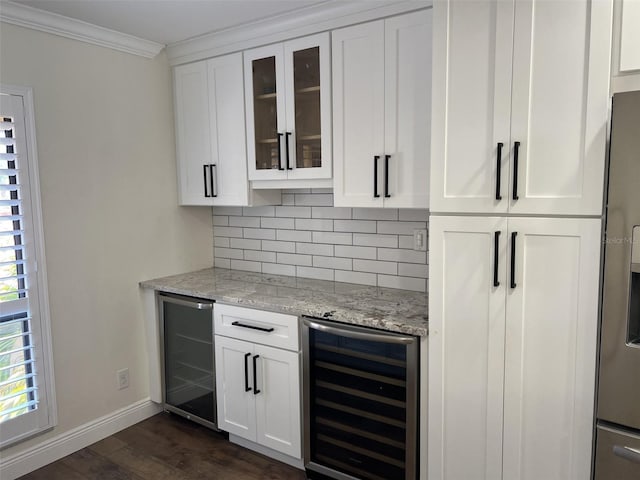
353 234 398 248
353 259 398 275
213 206 242 216
276 206 311 218
335 270 377 286
353 208 398 221
214 248 244 260
215 257 231 269
231 259 262 273
297 266 334 281
262 240 296 253
242 206 275 217
230 238 261 250
215 226 243 238
277 229 312 242
398 263 429 278
334 220 376 233
229 216 261 228
313 231 353 245
378 248 427 264
261 217 295 229
312 207 352 219
243 228 276 240
213 215 229 226
378 274 426 292
244 250 276 263
398 209 429 222
215 237 230 247
313 256 353 270
297 242 333 256
213 192 428 290
277 253 312 266
262 262 295 276
377 221 427 235
334 245 377 260
295 193 333 206
295 218 334 231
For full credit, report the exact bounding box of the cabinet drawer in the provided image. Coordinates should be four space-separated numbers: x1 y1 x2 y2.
215 304 299 351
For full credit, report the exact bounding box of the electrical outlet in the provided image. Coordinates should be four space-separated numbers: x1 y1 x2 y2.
414 229 427 251
117 368 129 390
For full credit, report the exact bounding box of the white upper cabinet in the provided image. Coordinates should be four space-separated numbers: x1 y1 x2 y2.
174 54 250 206
333 10 432 208
245 33 332 183
429 215 601 480
430 0 612 216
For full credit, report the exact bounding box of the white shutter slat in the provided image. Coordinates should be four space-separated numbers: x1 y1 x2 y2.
0 169 20 176
0 386 38 404
0 358 34 373
0 153 17 161
0 400 38 418
0 138 15 146
0 260 26 268
0 373 35 389
0 121 13 130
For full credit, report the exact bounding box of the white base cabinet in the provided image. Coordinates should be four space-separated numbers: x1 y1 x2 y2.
428 215 601 480
214 304 301 460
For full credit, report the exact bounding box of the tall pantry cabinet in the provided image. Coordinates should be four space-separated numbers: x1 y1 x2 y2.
428 1 613 480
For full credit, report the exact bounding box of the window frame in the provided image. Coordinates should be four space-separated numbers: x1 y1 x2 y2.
0 84 56 449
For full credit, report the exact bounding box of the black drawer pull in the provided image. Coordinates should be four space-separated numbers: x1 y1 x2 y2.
384 154 391 198
510 232 518 289
210 164 217 198
244 352 252 392
203 165 210 197
277 133 284 170
373 155 380 198
493 231 501 287
285 132 292 170
513 141 520 201
252 354 260 395
496 142 503 200
231 321 274 333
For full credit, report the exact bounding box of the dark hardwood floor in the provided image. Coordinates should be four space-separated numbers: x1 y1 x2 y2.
19 413 307 479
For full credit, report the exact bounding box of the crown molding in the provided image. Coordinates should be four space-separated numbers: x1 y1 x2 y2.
167 0 431 66
0 1 164 58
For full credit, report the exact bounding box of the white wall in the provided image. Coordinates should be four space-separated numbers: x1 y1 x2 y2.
0 23 213 459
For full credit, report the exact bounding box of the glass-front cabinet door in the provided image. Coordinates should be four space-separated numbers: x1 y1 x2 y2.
245 33 331 182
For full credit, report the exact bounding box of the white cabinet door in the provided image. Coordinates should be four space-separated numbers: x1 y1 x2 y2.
383 10 432 209
254 344 301 458
215 335 256 440
332 20 385 208
509 0 611 215
430 0 514 214
283 33 332 181
245 43 288 181
428 215 508 480
207 53 250 206
174 61 212 206
502 217 600 480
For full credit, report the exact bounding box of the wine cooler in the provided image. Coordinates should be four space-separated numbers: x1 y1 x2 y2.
302 317 419 480
159 293 217 430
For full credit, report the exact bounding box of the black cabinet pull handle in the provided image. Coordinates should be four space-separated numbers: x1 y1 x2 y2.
384 154 391 198
496 143 503 200
244 352 252 392
210 164 217 198
203 165 210 198
252 354 260 395
494 231 501 287
231 321 274 333
285 132 292 170
373 156 380 198
510 232 518 289
277 133 284 170
513 141 520 201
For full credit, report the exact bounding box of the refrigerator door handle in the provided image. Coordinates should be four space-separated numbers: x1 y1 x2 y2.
613 445 640 464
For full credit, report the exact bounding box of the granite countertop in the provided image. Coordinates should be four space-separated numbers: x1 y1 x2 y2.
140 268 428 336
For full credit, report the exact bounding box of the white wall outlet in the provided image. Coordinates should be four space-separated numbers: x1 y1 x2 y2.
414 229 427 251
117 368 129 390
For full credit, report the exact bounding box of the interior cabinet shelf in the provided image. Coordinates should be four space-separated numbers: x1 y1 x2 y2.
255 92 277 100
298 134 321 141
296 85 320 94
256 138 278 144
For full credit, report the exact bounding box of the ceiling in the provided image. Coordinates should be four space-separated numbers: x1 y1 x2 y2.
7 0 331 45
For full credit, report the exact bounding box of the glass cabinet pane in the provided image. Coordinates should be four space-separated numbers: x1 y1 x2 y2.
293 47 321 169
252 56 279 171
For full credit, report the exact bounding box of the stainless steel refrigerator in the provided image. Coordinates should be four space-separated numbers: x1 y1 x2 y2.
594 90 640 479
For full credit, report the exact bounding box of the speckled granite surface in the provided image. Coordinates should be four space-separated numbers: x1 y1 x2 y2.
140 268 428 336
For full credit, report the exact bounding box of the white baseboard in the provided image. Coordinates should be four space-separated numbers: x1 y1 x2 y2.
0 398 162 480
228 434 304 470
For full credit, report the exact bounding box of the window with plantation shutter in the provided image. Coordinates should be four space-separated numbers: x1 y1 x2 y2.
0 87 55 449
